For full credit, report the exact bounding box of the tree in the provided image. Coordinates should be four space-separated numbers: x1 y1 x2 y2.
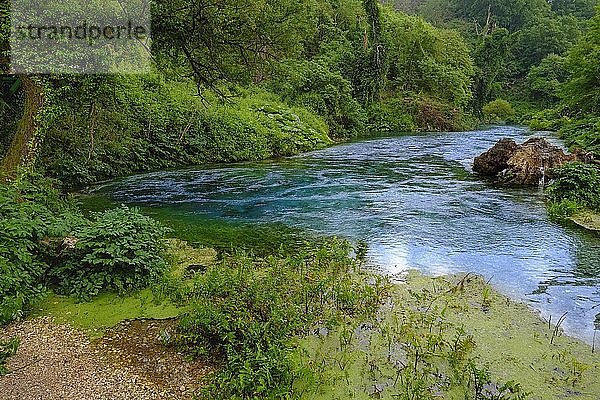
355 0 387 104
509 15 582 78
382 10 474 105
551 0 598 19
151 0 317 98
471 28 511 112
526 54 569 104
453 0 551 32
561 5 600 114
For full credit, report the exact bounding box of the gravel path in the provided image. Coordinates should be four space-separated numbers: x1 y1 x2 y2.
0 317 209 400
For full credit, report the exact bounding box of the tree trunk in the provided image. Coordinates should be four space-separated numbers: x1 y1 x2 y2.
1 75 44 179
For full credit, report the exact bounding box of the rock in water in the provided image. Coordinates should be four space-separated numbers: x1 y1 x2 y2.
502 138 573 185
474 137 585 186
473 138 519 176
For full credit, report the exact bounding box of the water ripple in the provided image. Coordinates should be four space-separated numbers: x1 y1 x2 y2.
94 126 600 343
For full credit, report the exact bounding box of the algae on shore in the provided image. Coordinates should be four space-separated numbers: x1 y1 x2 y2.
29 239 217 338
21 240 600 399
295 272 600 399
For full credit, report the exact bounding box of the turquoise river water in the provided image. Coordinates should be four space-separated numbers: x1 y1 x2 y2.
92 126 600 343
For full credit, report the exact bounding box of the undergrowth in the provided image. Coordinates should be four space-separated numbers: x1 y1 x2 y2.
167 238 389 399
0 337 19 376
157 238 530 399
546 162 600 220
0 176 170 322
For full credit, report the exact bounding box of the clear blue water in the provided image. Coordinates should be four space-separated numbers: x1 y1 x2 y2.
93 126 600 343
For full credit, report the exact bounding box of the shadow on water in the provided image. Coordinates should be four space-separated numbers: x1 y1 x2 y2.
83 126 600 343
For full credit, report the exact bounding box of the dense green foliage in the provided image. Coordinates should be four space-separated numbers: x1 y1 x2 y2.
547 162 600 218
0 176 67 324
550 6 600 164
482 99 515 123
561 6 600 116
0 0 488 187
0 337 19 376
0 1 599 396
400 0 594 121
173 239 387 399
526 54 569 106
49 207 169 301
35 75 330 188
0 177 169 322
268 60 367 138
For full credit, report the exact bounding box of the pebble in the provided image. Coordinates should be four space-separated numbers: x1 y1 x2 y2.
0 317 209 400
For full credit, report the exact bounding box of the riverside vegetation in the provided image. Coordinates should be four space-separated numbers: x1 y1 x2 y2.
1 0 600 398
2 174 600 398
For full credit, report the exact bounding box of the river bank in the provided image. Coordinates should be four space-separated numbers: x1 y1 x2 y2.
2 239 599 399
1 278 598 399
90 126 600 344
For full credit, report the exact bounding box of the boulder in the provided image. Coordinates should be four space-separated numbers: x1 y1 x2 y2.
473 138 519 176
502 138 573 185
473 137 592 186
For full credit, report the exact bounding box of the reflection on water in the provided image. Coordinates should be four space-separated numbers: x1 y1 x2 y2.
93 126 600 343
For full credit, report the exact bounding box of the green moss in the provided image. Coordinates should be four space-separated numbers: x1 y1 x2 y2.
30 290 183 339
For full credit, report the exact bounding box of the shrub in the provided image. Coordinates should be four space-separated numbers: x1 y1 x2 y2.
559 116 600 157
482 99 516 123
175 239 389 399
267 60 367 138
37 75 332 188
546 162 600 217
547 199 582 220
50 207 170 301
528 107 571 131
0 176 172 321
0 175 70 324
367 97 417 132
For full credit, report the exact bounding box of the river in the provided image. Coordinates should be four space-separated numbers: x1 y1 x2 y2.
91 125 600 343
